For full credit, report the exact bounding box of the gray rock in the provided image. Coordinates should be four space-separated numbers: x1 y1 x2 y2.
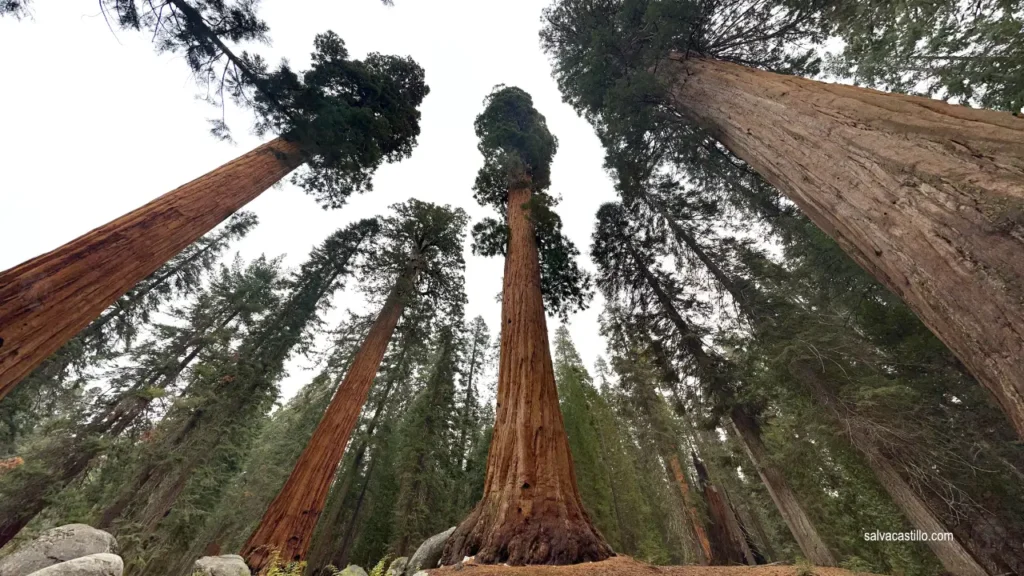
24 554 122 576
192 555 249 576
0 525 118 576
405 527 455 575
385 557 407 576
410 572 428 576
338 566 367 576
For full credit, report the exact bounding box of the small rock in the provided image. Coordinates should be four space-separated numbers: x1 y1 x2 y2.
192 555 249 576
385 557 407 576
24 554 122 576
410 572 428 576
0 525 119 576
338 566 367 576
405 527 455 575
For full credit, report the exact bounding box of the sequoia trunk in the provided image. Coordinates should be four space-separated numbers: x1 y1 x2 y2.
241 271 413 573
662 54 1024 437
440 185 613 565
729 407 837 567
0 138 303 400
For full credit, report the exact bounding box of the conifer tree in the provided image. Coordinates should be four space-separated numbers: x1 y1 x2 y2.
542 0 1024 439
592 202 836 566
242 200 468 572
0 212 257 455
0 252 278 546
0 20 429 400
440 86 610 566
93 220 377 564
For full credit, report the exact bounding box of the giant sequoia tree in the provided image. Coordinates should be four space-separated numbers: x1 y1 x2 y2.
242 200 468 572
440 86 611 566
0 8 428 400
541 0 1024 438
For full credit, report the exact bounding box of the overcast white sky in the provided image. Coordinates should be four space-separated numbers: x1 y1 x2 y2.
0 0 618 400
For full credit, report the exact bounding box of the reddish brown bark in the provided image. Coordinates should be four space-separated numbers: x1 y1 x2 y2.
440 186 613 566
691 453 756 567
241 267 415 573
0 138 304 401
662 54 1024 438
668 455 713 565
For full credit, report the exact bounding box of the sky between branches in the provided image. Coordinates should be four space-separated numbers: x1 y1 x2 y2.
0 0 619 400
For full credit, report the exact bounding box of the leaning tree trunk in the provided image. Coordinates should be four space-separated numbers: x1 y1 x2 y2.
0 138 304 401
629 242 837 567
661 54 1024 438
440 185 613 565
729 407 837 567
241 266 416 573
791 361 989 576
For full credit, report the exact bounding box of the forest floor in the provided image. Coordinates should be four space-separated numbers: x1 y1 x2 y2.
429 556 880 576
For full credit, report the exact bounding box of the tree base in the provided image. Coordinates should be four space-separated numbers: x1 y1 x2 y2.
441 499 614 566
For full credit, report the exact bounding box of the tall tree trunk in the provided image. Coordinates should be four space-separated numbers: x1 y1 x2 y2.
626 242 836 566
0 138 303 400
334 454 379 570
691 452 755 566
791 361 989 576
241 265 417 572
729 407 836 567
440 185 613 565
306 366 402 574
668 455 712 564
661 54 1024 437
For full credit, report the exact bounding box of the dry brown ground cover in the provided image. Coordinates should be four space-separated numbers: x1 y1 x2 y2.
429 556 881 576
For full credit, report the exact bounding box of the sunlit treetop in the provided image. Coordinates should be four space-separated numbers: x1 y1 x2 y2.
470 85 592 320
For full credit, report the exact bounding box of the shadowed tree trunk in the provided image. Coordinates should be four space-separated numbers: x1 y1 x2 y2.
728 407 835 567
241 261 420 573
691 452 756 566
791 361 989 576
440 185 613 565
623 234 836 567
661 54 1024 438
0 138 303 401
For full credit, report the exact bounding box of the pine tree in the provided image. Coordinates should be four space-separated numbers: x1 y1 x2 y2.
541 0 1024 439
0 29 429 401
440 86 610 566
242 200 468 572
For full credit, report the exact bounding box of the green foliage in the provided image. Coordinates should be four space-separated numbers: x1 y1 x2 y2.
252 33 430 207
823 0 1024 113
470 86 593 318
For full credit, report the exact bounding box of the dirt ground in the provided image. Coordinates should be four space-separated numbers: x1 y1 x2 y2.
429 556 881 576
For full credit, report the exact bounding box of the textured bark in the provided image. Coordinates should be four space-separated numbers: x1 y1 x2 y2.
440 186 613 566
729 408 836 567
242 270 413 572
668 455 712 565
662 54 1024 437
691 454 755 566
0 138 304 400
792 362 988 576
